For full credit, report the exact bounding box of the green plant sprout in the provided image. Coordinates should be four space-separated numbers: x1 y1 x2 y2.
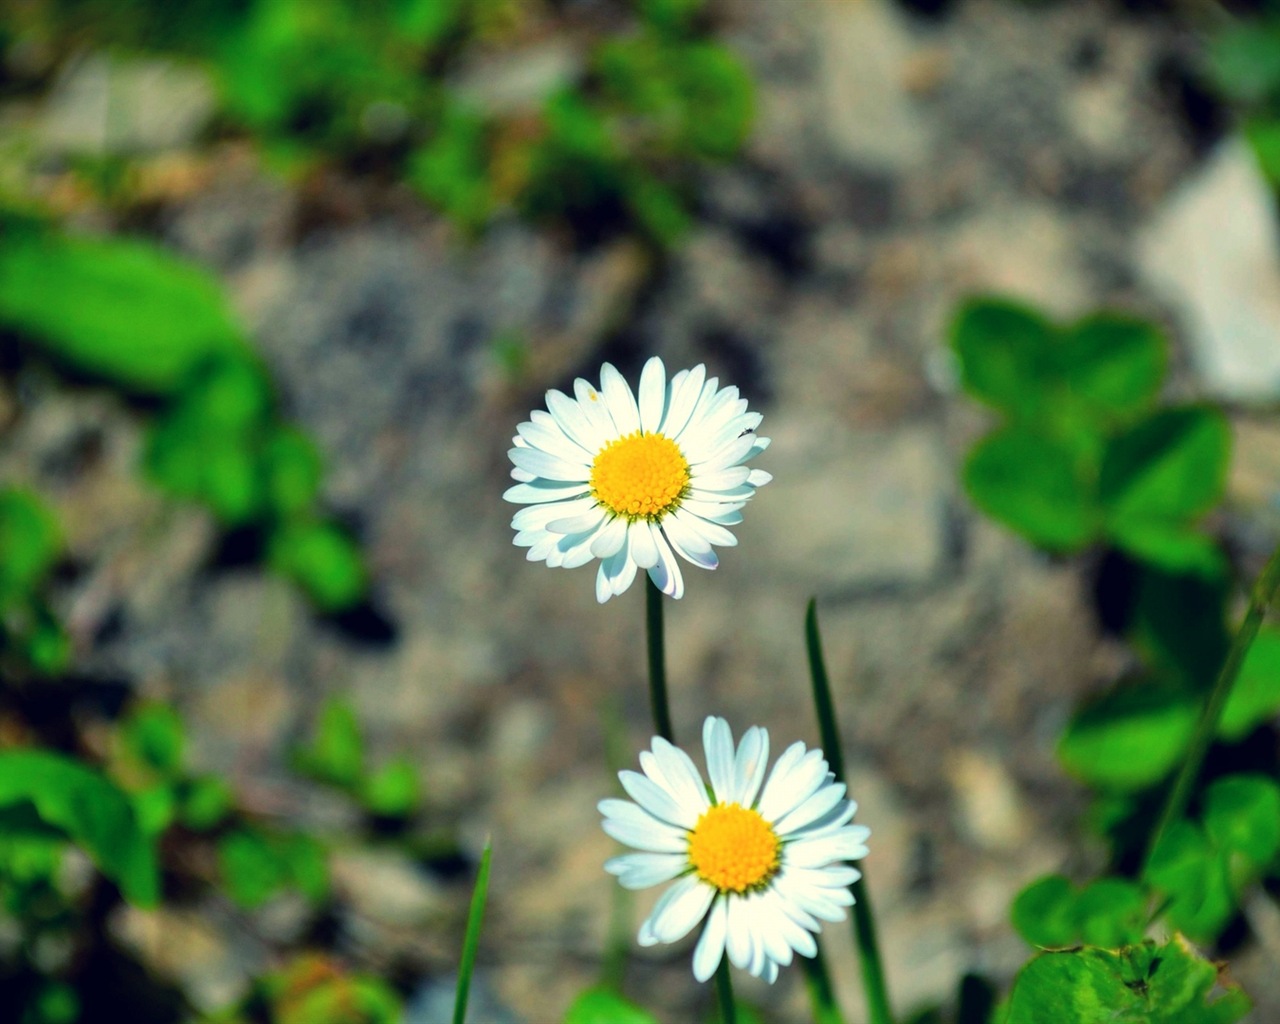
0 223 370 613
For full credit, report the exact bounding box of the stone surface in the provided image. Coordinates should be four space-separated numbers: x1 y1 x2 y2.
41 53 216 155
1139 137 1280 399
816 0 932 172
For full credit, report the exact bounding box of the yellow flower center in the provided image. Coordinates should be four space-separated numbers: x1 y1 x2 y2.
590 431 690 521
687 803 781 894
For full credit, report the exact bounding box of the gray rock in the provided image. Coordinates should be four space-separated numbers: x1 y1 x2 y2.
1139 137 1280 400
405 972 521 1024
41 53 216 156
743 415 949 594
816 0 931 172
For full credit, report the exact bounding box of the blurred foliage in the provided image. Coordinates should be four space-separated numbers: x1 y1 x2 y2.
294 697 421 821
1000 935 1249 1024
3 0 754 245
0 488 69 677
211 954 402 1024
0 219 370 612
955 293 1280 987
1208 10 1280 187
952 298 1225 575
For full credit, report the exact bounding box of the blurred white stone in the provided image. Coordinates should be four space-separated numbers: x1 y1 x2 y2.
817 0 931 171
41 53 216 155
1140 137 1280 400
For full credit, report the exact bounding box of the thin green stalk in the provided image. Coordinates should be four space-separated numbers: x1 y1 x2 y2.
806 599 894 1024
801 947 846 1024
714 959 738 1024
1142 541 1280 875
453 837 493 1024
600 695 633 991
646 575 674 742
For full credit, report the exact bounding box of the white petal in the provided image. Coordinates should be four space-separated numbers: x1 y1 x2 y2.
503 480 590 504
511 497 596 531
662 513 718 569
647 529 685 599
747 469 772 487
674 513 738 549
547 509 607 535
692 896 728 982
600 808 686 854
734 727 770 807
773 783 847 838
574 378 618 440
648 874 714 944
644 738 711 814
628 520 660 570
620 770 698 829
605 545 638 597
589 515 628 558
758 749 829 823
509 446 589 482
638 356 667 434
516 418 593 462
725 895 754 970
600 362 641 435
691 466 751 493
604 852 687 890
703 717 737 804
661 364 706 440
546 388 605 453
753 742 806 816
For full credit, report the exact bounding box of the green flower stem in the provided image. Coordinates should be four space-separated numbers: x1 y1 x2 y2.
806 599 894 1024
1143 540 1280 875
714 959 738 1024
453 837 493 1024
646 575 674 742
801 947 846 1024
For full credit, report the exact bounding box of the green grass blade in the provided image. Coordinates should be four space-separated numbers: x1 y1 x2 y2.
453 837 494 1024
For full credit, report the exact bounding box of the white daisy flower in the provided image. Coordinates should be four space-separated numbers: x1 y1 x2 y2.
504 357 771 603
599 717 871 984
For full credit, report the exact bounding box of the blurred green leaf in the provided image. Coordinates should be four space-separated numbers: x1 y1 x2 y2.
1062 313 1165 423
1099 407 1230 570
1208 21 1280 104
0 232 248 394
181 355 274 436
1075 878 1146 948
120 703 186 779
132 783 177 837
295 698 365 790
639 0 705 35
202 441 266 524
962 426 1097 550
564 987 660 1024
1144 821 1235 941
1058 682 1197 791
1245 117 1280 188
0 750 158 906
408 105 496 231
264 427 324 518
269 519 368 610
1002 936 1249 1024
179 775 235 831
1220 628 1280 740
218 827 328 909
0 489 61 608
1011 874 1078 948
950 298 1057 421
361 756 420 819
1131 565 1229 691
392 0 465 46
1203 774 1280 870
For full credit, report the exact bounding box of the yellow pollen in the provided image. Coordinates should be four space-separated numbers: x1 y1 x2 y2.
687 803 780 894
590 431 690 521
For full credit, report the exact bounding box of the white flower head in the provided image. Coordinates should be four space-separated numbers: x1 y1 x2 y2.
504 357 771 603
599 717 871 984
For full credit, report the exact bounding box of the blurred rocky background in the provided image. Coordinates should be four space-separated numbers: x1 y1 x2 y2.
2 0 1280 1021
